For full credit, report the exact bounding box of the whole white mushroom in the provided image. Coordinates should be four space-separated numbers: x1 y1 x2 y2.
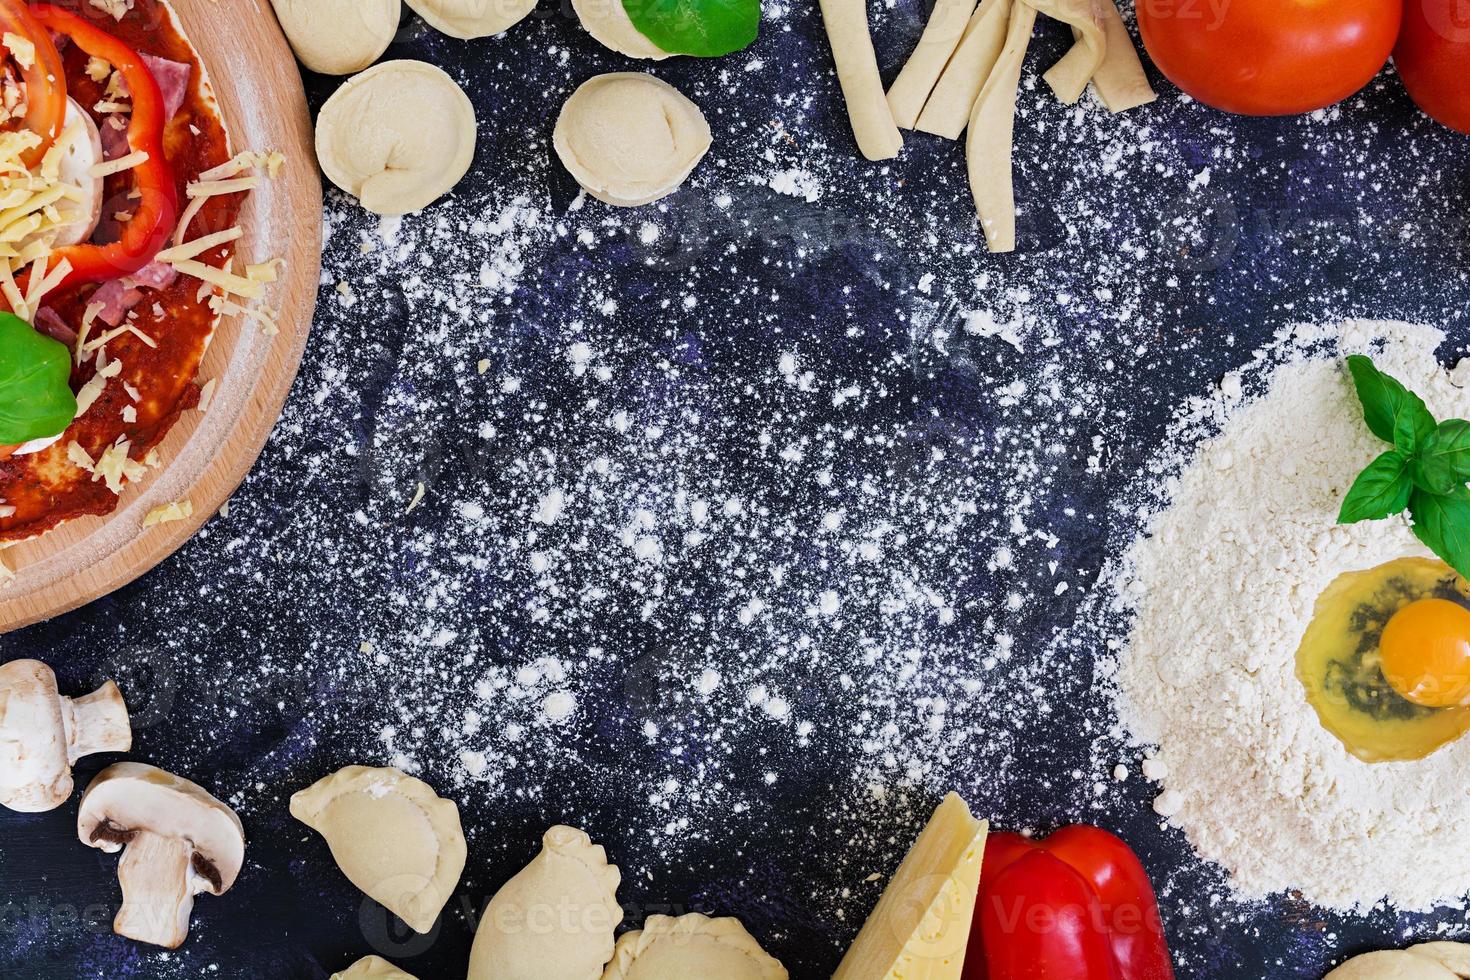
0 659 131 812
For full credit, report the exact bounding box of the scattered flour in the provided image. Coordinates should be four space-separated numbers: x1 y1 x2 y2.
1107 319 1470 911
763 167 823 203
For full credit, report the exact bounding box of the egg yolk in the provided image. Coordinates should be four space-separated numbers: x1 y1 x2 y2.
1380 598 1470 708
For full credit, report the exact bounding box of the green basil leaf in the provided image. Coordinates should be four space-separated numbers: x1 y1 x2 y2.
1415 419 1470 495
1409 487 1470 581
1346 354 1435 451
1395 399 1438 454
1413 459 1459 496
0 312 77 445
1338 450 1413 524
622 0 760 57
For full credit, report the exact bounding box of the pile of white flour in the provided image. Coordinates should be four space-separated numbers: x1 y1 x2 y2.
1108 319 1470 912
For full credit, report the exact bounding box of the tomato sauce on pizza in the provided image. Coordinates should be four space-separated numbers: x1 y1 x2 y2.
0 0 273 544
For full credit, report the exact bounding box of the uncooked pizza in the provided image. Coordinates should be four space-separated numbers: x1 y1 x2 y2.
0 0 280 545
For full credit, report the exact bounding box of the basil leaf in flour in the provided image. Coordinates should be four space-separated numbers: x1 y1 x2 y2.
621 0 760 57
1346 354 1436 452
1414 419 1470 496
1340 355 1470 563
0 313 76 446
1338 450 1414 524
1410 487 1470 580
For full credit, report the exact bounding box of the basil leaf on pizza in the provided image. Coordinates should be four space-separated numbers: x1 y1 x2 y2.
0 313 77 446
621 0 760 57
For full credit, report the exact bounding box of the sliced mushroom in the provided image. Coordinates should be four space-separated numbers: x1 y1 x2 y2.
603 913 788 980
0 659 130 812
269 0 401 76
331 955 420 980
553 73 711 208
403 0 536 39
53 98 106 247
290 766 466 935
571 0 669 60
467 825 622 980
315 60 477 216
77 763 245 949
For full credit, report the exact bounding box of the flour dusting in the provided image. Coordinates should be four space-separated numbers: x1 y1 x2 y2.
1106 319 1470 911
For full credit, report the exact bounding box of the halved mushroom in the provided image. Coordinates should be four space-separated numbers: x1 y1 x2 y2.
290 766 466 935
53 98 106 247
1326 943 1470 979
77 763 245 949
0 659 131 812
331 955 419 980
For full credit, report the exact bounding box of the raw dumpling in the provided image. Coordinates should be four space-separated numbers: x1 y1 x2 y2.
315 60 477 215
290 766 466 935
571 0 668 59
330 956 419 980
602 913 787 980
1411 945 1470 975
270 0 399 75
404 0 535 38
1325 948 1466 979
467 825 623 980
553 73 711 207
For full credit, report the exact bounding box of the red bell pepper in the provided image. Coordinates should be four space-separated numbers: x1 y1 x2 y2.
0 0 66 168
965 826 1175 980
27 4 178 292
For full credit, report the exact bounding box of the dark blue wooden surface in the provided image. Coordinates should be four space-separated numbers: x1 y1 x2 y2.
2 2 1468 978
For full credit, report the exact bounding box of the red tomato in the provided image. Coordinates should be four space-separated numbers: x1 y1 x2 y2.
1396 0 1470 134
1137 0 1402 115
0 446 14 461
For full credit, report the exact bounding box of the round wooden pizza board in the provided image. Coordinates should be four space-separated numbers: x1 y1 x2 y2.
0 0 321 633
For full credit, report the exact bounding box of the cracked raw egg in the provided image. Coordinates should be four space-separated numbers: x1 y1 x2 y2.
1380 597 1470 708
1296 557 1470 762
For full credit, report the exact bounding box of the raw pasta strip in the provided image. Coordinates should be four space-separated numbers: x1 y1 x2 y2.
818 0 903 161
966 0 1037 253
913 0 1012 140
1025 0 1105 105
1084 0 1155 112
886 0 979 129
